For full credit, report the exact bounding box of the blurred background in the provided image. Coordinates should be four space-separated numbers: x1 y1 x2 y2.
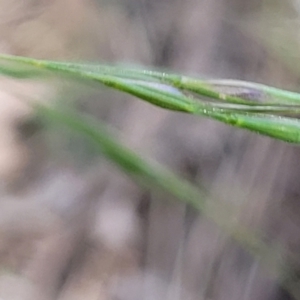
1 0 300 299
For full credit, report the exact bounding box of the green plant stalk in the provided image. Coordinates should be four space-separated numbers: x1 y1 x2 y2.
0 54 264 105
0 56 300 143
3 54 300 105
0 54 195 111
33 104 266 251
34 102 300 299
1 54 300 144
195 110 300 143
2 53 300 105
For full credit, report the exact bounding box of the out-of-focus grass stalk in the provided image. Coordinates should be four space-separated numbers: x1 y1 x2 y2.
35 103 300 299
